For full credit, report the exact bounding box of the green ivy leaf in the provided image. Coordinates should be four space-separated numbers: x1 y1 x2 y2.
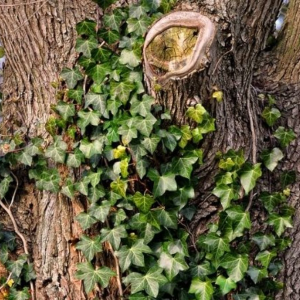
132 192 155 213
267 213 293 236
158 252 188 280
123 266 167 297
220 253 249 282
66 149 85 168
76 36 98 57
226 206 251 236
116 239 152 271
76 212 97 230
103 10 124 32
110 80 135 104
179 125 192 148
18 150 33 166
135 114 157 137
119 49 141 68
61 179 75 199
129 4 148 19
110 177 128 198
130 95 154 117
76 235 102 261
45 138 67 163
77 110 101 132
147 169 177 197
85 93 109 118
171 154 198 179
55 101 75 120
191 261 216 278
118 121 138 145
86 63 111 84
188 278 214 300
274 126 296 147
7 254 27 277
262 107 281 126
61 67 83 89
75 177 90 196
259 192 285 213
127 16 151 36
212 184 239 209
255 250 277 268
0 176 13 198
280 170 296 188
7 288 30 300
216 275 237 295
141 135 161 154
88 185 106 203
247 266 268 284
76 19 97 36
67 88 84 103
158 129 178 152
136 157 150 179
251 233 276 251
240 163 262 195
88 201 110 222
79 138 105 158
76 262 115 292
100 225 128 250
23 263 36 282
91 47 112 63
261 148 283 171
155 209 178 229
99 28 120 44
199 233 230 258
186 104 207 123
173 186 195 210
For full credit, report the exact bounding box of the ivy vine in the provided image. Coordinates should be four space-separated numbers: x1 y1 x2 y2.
0 0 297 300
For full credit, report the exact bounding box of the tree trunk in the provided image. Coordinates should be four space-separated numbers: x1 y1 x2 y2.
1 0 300 299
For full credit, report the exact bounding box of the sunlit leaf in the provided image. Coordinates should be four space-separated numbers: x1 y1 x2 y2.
261 148 283 171
189 278 214 300
274 126 296 147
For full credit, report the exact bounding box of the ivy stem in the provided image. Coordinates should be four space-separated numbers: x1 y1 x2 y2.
0 174 35 300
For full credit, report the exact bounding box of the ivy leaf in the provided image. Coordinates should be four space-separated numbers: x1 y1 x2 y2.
66 149 85 168
136 157 149 179
18 150 33 166
77 110 101 132
216 275 237 295
116 239 152 271
87 169 103 187
191 261 216 278
61 179 75 199
280 170 296 188
110 80 135 104
75 212 97 230
188 278 214 300
118 121 138 145
7 288 30 300
199 233 230 258
267 213 293 236
76 262 115 292
76 19 97 36
226 206 251 236
55 101 75 120
123 267 167 297
61 67 83 89
79 138 105 158
186 104 207 123
88 201 111 222
251 233 276 251
23 263 36 282
67 88 84 103
85 93 109 118
76 36 98 58
158 252 188 280
171 154 198 179
127 16 151 36
262 107 281 126
147 169 177 197
86 63 111 84
179 125 192 148
239 163 262 195
135 114 157 137
173 186 195 209
99 28 120 44
247 267 268 284
0 176 13 198
220 253 249 282
259 192 284 213
75 177 90 196
158 129 178 152
261 148 283 171
129 5 148 19
141 135 161 154
91 48 112 63
7 254 27 277
212 184 239 209
101 225 128 250
119 49 141 68
103 10 124 32
130 95 154 117
110 177 128 198
255 250 277 268
88 185 106 203
76 235 102 261
155 209 178 229
132 192 155 213
45 138 67 164
274 126 296 147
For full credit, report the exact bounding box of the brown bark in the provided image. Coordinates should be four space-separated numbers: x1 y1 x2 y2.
1 0 300 299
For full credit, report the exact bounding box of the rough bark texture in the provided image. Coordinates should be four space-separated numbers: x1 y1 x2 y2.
1 0 300 299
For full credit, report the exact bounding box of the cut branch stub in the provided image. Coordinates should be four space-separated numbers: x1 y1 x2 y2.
143 11 216 87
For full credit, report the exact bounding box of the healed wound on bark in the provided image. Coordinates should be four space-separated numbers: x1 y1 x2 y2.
143 11 216 88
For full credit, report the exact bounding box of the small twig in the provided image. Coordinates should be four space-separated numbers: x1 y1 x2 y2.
0 272 12 291
9 172 18 209
212 46 233 76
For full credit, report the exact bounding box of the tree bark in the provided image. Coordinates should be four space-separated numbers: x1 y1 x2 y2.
1 0 300 299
